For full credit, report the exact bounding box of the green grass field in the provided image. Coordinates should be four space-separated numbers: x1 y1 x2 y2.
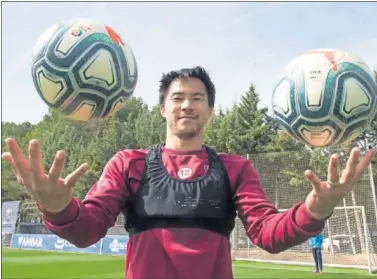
2 248 375 278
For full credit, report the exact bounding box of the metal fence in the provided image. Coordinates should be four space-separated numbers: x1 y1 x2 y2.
3 149 376 272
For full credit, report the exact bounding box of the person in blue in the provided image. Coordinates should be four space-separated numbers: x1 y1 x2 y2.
309 233 324 273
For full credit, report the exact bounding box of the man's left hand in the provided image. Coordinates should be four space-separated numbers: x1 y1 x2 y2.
304 147 376 221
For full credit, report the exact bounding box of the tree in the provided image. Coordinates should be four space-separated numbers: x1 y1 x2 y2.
230 83 275 154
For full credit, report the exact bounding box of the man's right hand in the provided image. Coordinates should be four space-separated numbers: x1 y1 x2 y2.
2 138 89 213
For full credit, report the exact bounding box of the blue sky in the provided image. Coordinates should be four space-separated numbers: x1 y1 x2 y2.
2 2 377 124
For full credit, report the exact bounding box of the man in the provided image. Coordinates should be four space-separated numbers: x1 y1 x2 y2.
309 233 324 273
2 66 376 279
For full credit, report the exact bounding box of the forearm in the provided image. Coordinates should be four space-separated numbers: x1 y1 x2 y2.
305 190 338 220
234 160 326 254
40 198 117 248
243 202 325 253
39 151 130 247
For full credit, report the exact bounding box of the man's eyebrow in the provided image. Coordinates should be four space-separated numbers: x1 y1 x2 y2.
193 92 205 97
170 92 184 98
170 92 205 97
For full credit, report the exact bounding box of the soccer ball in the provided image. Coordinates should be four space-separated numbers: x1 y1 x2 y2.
30 18 138 121
271 49 377 147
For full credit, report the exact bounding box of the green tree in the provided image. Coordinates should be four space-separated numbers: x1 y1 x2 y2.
229 83 274 154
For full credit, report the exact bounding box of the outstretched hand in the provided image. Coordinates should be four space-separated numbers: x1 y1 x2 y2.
2 138 89 213
304 147 376 220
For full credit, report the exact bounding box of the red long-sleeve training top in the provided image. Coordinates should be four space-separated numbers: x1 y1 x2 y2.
41 146 325 279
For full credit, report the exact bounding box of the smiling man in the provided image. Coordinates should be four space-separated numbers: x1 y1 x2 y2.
2 66 376 279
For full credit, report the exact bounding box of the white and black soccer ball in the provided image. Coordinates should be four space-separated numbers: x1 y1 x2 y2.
272 49 377 147
31 18 138 121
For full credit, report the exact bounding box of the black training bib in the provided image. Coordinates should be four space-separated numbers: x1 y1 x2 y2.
123 145 236 237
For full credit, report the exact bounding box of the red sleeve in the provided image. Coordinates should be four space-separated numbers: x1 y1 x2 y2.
233 158 326 254
39 151 130 248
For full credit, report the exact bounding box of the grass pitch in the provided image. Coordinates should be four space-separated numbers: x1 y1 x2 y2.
2 248 375 278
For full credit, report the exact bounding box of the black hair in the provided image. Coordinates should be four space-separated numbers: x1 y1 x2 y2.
158 66 216 108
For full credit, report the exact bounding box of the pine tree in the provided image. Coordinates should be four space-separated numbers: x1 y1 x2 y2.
230 83 274 154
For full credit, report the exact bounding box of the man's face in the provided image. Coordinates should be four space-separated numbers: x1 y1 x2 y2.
160 77 213 140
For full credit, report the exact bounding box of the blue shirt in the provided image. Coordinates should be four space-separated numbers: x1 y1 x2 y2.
309 234 323 248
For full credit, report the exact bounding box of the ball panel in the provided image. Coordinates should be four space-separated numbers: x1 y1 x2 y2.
300 126 335 147
273 119 302 143
81 49 116 88
71 42 123 97
103 23 138 81
37 70 65 103
56 22 94 57
291 118 342 147
47 29 117 69
120 42 137 80
54 19 111 58
272 78 298 123
45 24 78 68
66 102 97 121
106 97 127 117
333 62 377 123
305 76 323 108
116 44 138 92
32 59 75 109
272 48 377 147
272 80 293 114
102 89 134 116
62 92 105 120
31 18 138 121
340 119 370 145
296 64 333 119
342 78 370 115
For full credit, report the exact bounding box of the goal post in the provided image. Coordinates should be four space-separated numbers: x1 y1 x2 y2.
230 205 377 274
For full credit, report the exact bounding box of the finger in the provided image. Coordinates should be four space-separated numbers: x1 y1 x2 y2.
48 151 66 182
4 138 32 185
17 176 25 185
28 139 45 185
305 170 322 192
65 163 90 188
2 152 18 173
3 152 27 186
340 147 361 183
327 153 341 183
2 152 21 179
351 148 376 183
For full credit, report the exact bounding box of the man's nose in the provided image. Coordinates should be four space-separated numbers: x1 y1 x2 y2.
181 99 193 111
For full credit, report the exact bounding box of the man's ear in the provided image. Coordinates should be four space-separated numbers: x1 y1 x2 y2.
205 107 214 123
209 107 214 117
160 104 166 118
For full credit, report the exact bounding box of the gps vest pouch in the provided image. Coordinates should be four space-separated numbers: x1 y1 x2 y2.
123 145 236 237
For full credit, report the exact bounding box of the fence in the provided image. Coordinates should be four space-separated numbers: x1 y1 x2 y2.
10 233 128 256
231 206 377 274
236 149 377 274
244 150 377 236
3 148 377 274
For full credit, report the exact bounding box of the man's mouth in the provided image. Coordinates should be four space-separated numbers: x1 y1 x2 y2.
179 116 197 120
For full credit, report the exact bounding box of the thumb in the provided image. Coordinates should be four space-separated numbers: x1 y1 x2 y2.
305 170 322 193
65 163 90 188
